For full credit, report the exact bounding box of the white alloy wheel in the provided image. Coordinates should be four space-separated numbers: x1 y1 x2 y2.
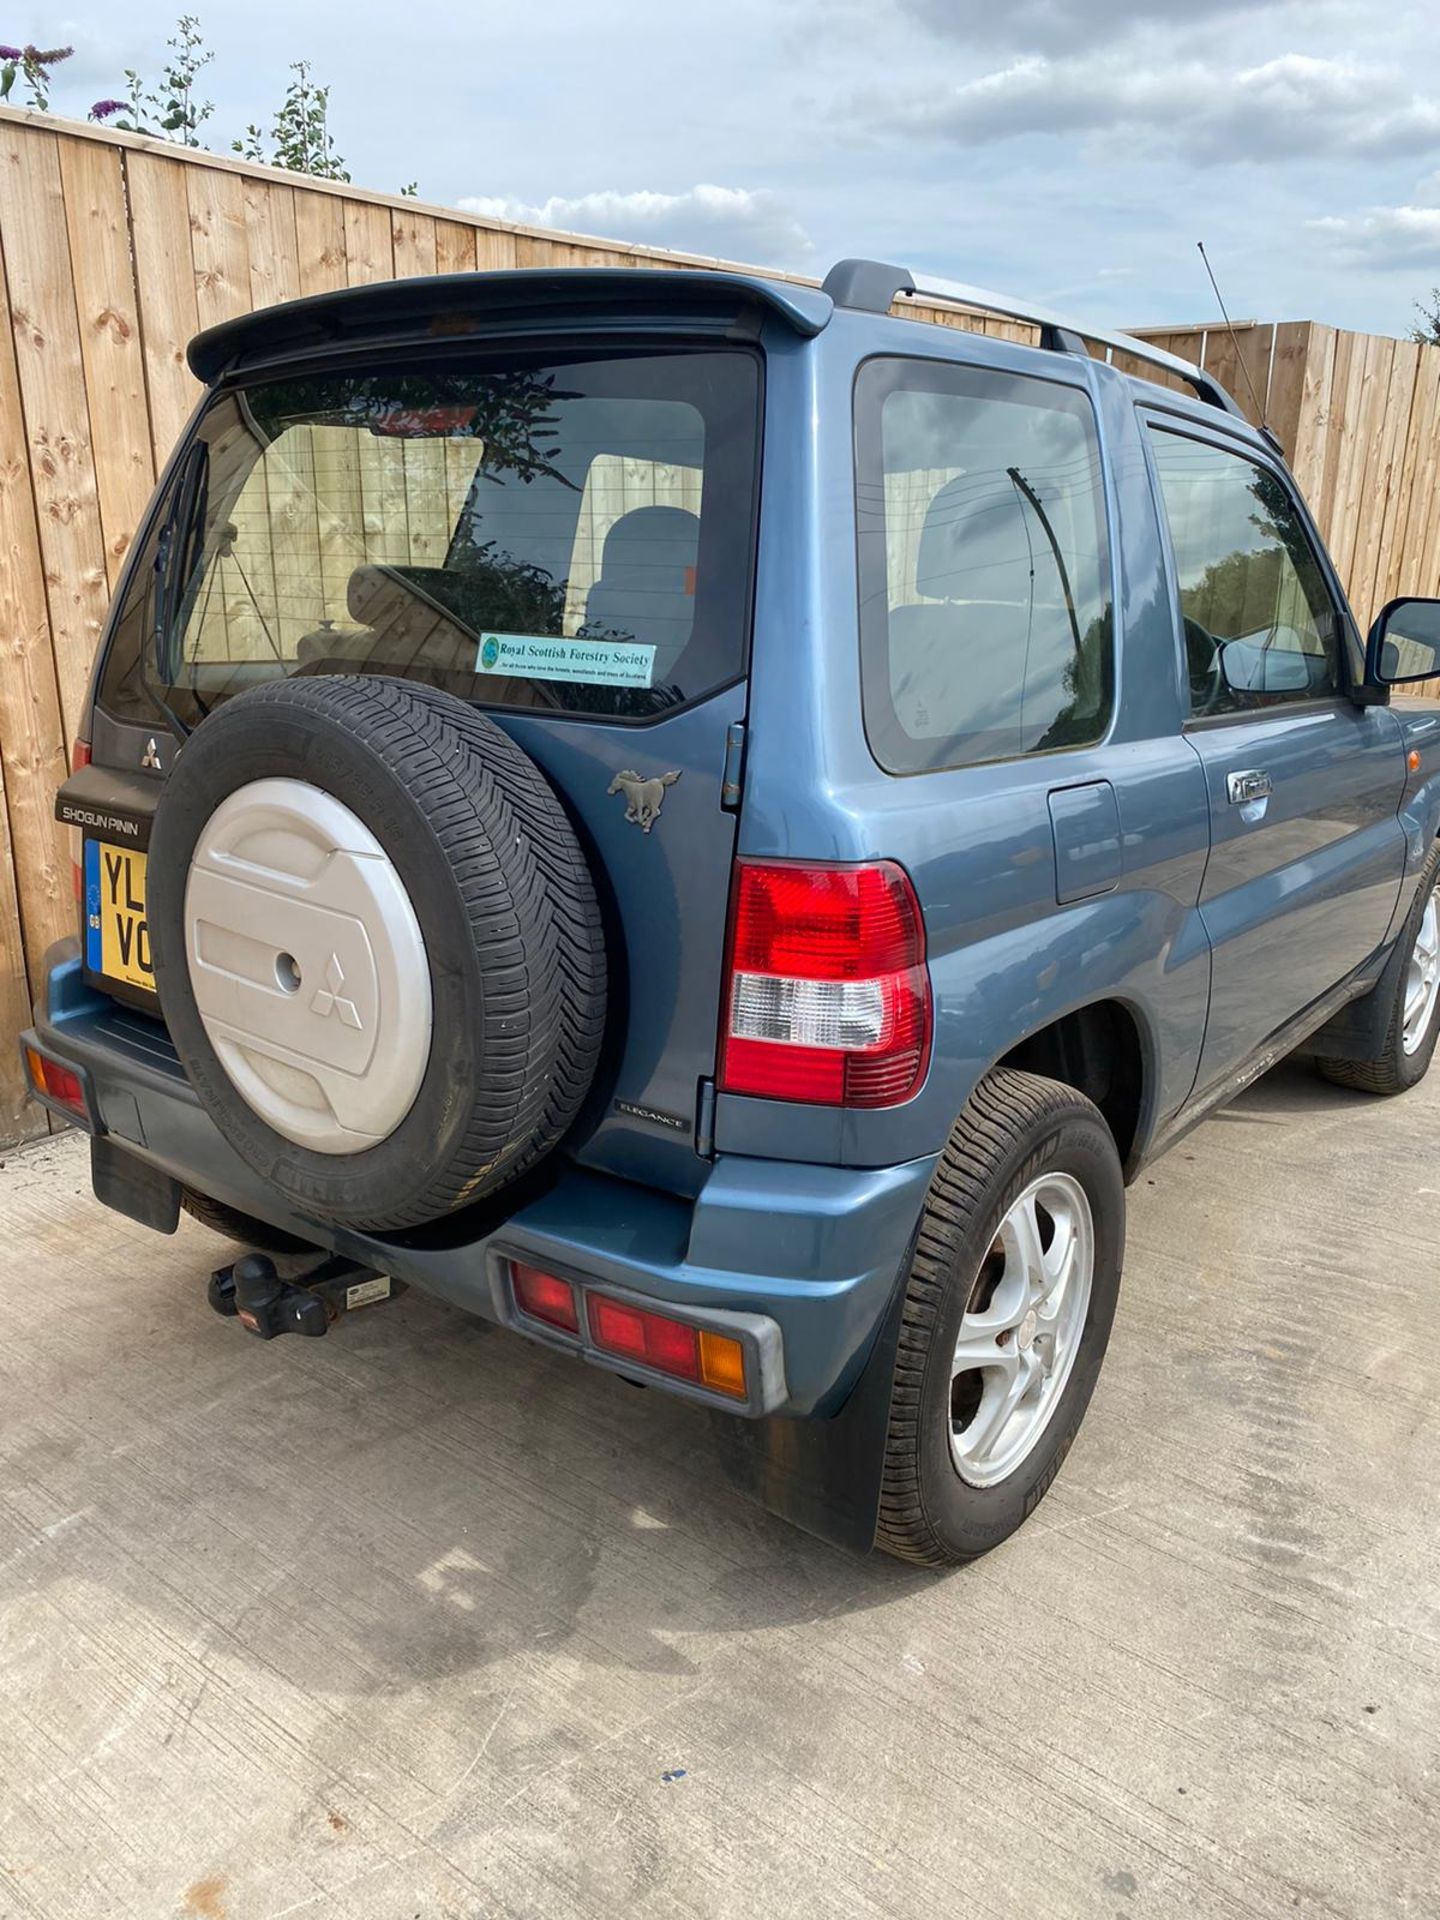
949 1170 1095 1488
183 777 432 1152
1402 885 1440 1056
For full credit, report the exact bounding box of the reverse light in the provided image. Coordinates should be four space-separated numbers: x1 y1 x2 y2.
511 1261 579 1335
719 861 931 1107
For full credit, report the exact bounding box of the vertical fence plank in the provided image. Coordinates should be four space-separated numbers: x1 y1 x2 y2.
1314 328 1352 541
244 178 302 308
1287 325 1336 509
1354 342 1420 629
1412 351 1440 602
473 226 518 271
189 167 252 330
1325 332 1386 594
295 191 348 296
392 208 438 277
1342 336 1400 626
1385 346 1440 604
126 149 202 469
343 199 394 285
57 136 154 593
435 220 478 277
0 220 70 1000
0 123 111 748
1265 322 1313 471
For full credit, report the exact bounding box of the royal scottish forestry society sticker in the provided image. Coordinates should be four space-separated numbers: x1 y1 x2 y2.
475 631 656 687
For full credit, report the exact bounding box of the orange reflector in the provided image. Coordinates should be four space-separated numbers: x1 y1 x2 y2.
698 1329 748 1398
1410 750 1422 773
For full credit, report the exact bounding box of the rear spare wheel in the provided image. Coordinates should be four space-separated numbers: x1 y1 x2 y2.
147 676 605 1230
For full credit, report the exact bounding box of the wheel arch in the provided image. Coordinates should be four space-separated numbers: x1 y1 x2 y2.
992 995 1153 1179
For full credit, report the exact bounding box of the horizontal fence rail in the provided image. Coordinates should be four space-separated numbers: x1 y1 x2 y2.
1 105 1438 1140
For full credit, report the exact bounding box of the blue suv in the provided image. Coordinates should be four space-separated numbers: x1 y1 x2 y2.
23 258 1440 1565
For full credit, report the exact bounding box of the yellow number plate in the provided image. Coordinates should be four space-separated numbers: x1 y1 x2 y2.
83 840 155 992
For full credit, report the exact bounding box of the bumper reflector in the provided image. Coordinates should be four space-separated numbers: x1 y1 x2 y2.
511 1262 579 1335
24 1047 88 1120
587 1292 747 1398
698 1328 748 1397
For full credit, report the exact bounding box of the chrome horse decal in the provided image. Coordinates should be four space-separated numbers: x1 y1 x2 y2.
607 768 681 833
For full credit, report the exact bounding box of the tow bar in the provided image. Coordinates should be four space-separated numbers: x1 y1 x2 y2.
208 1252 402 1339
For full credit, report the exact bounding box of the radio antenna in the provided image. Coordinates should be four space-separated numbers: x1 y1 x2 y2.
1197 240 1268 430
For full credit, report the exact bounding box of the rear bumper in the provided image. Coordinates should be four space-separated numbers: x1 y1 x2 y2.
26 942 936 1418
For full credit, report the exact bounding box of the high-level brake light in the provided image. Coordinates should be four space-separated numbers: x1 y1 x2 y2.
719 861 931 1107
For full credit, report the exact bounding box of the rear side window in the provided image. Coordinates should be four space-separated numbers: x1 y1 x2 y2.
98 347 759 729
856 357 1114 774
1147 428 1344 718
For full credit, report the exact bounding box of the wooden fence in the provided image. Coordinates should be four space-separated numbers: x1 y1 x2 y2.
2 104 1439 1142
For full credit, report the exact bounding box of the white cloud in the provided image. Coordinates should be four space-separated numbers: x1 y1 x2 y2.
1309 205 1440 269
898 0 1290 52
455 184 812 267
867 52 1440 163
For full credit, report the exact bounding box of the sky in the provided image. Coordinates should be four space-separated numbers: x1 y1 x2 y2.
17 0 1440 335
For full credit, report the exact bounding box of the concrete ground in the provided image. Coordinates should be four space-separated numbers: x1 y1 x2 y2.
1 1063 1437 1920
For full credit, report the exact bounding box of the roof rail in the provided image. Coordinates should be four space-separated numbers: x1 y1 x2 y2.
819 257 1247 423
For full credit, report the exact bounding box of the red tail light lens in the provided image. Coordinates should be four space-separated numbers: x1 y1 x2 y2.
24 1048 88 1120
719 861 931 1106
588 1294 700 1380
69 740 91 902
511 1262 579 1335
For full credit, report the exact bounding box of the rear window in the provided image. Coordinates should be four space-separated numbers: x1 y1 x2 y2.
855 356 1114 773
98 347 760 728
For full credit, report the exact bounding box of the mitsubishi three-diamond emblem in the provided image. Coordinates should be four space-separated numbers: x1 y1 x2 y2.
310 953 363 1028
140 737 162 770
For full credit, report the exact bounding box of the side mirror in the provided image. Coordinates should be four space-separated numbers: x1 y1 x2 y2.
1367 597 1440 689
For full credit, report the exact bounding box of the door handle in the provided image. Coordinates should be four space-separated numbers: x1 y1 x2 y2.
1227 769 1273 805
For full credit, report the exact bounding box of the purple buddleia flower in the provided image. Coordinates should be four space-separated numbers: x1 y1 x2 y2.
89 98 130 122
0 46 22 60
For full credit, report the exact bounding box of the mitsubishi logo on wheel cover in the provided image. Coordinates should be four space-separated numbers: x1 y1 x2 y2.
310 953 363 1029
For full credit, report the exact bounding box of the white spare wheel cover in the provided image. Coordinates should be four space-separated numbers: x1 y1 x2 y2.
184 776 432 1152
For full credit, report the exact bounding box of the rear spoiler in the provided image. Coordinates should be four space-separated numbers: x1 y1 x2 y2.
187 268 835 382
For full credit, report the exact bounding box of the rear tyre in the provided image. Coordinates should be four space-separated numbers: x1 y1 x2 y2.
180 1190 315 1256
876 1070 1125 1569
1316 845 1440 1097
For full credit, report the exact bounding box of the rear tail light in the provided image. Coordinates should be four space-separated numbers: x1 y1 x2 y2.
24 1047 88 1120
719 861 931 1106
511 1261 579 1334
69 739 91 903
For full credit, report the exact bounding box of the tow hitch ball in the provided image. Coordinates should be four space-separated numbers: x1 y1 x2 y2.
208 1253 398 1339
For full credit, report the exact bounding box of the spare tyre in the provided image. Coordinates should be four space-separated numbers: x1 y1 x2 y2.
147 676 606 1230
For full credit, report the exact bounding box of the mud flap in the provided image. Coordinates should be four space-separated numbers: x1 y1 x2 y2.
91 1136 181 1233
706 1259 911 1557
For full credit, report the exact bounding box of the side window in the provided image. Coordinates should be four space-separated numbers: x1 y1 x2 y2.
1147 428 1344 718
856 357 1114 774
